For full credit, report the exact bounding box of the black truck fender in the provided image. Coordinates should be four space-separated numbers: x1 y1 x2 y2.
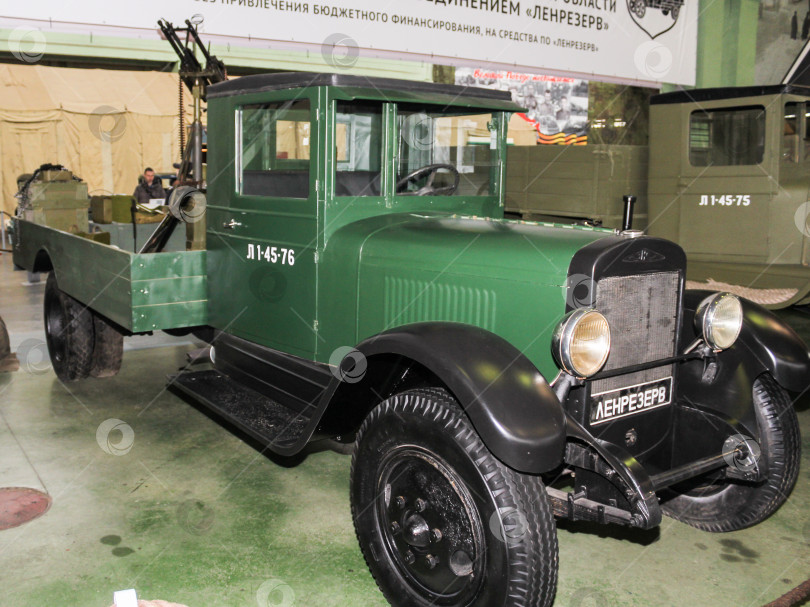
323 322 567 475
684 290 810 393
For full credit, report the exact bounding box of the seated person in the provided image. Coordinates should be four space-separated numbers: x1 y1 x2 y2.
133 167 166 205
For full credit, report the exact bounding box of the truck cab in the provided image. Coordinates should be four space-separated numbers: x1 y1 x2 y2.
11 73 807 607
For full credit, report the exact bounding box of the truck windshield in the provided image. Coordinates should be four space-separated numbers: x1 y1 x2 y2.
397 107 496 196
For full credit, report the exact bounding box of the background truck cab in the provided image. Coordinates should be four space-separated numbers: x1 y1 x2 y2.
506 84 810 309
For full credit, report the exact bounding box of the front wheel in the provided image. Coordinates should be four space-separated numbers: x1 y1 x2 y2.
662 374 800 532
351 388 558 607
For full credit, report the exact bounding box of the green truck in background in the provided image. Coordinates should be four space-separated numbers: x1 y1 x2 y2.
507 84 810 309
11 74 808 607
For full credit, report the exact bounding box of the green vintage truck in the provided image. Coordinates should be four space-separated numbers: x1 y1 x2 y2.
12 74 808 607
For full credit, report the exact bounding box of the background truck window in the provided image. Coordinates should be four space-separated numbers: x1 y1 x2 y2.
688 106 765 167
783 102 810 163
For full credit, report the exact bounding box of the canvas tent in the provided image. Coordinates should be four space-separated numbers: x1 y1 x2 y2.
0 63 188 218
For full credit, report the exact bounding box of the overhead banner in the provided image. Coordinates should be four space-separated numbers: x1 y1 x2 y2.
1 0 697 85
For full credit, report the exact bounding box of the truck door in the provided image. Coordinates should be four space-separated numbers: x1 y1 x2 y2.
675 104 772 262
207 97 319 360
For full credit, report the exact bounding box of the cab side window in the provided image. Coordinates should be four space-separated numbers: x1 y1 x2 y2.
689 106 765 167
335 101 383 197
239 99 311 198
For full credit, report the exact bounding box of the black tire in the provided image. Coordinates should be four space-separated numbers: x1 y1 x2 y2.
89 311 123 378
351 388 558 607
44 273 94 382
0 316 10 360
662 374 800 532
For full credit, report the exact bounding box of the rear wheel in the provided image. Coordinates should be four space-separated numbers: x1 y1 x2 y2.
662 374 800 532
89 311 123 378
44 273 94 382
351 388 558 607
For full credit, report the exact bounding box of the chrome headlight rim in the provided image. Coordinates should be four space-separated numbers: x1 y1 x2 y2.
552 308 611 378
695 292 743 350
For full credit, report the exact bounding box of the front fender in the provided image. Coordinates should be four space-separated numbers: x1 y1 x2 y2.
354 322 566 474
684 290 810 393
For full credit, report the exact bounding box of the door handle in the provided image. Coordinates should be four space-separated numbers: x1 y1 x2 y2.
222 219 242 230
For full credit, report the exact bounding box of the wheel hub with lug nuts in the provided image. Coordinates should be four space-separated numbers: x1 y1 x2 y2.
377 448 485 602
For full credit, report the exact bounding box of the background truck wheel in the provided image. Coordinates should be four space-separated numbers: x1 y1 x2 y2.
44 273 94 382
89 311 123 378
351 388 558 607
662 374 800 532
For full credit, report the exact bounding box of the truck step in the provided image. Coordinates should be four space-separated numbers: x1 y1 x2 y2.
171 369 312 450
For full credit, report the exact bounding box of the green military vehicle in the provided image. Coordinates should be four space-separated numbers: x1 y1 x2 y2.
507 84 810 310
12 74 808 607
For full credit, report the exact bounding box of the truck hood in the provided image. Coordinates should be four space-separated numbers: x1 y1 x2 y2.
320 212 616 377
351 213 613 287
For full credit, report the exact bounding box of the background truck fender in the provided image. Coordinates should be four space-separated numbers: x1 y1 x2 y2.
684 290 810 393
332 322 567 474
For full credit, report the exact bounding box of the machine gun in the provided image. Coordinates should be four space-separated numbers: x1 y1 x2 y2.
142 18 227 254
157 17 227 189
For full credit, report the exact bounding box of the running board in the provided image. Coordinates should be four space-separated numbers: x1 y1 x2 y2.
170 369 313 451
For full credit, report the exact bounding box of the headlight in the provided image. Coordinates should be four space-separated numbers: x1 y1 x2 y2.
695 292 743 350
552 309 611 378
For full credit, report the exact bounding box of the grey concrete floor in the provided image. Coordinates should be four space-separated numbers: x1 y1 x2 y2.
0 248 808 607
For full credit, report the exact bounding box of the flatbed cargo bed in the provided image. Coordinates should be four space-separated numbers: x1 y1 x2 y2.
12 219 207 332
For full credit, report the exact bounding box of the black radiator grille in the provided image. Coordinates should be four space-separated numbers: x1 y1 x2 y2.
590 271 680 394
